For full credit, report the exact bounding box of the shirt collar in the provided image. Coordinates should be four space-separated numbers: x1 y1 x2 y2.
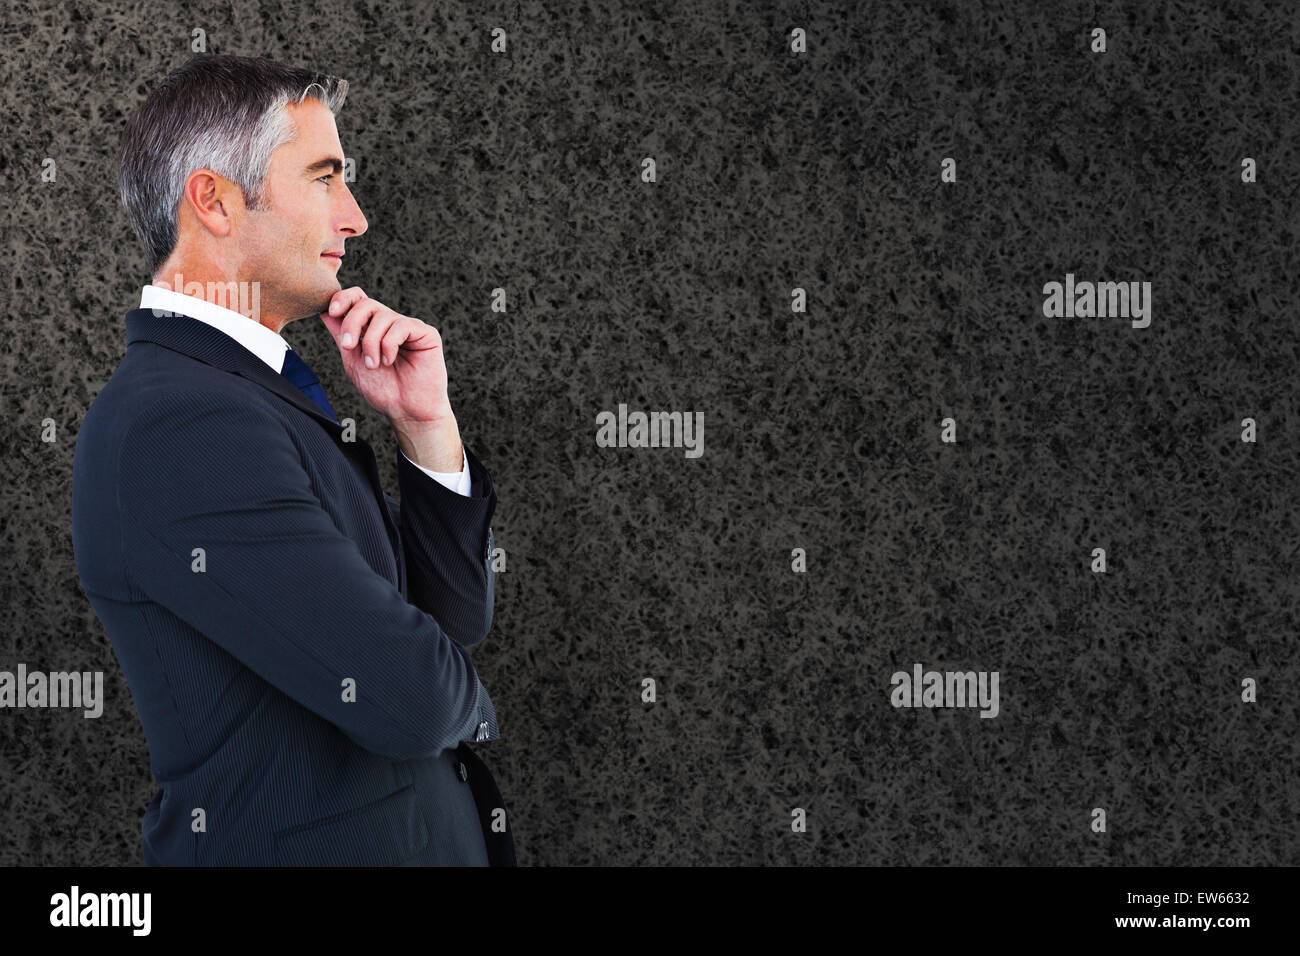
139 284 292 373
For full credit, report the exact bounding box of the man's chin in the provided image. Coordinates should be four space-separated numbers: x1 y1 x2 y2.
306 280 342 319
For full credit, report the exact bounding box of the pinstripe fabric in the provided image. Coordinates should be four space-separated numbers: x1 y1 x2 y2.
71 308 513 866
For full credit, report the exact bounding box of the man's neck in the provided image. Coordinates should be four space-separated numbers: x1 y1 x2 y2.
149 264 293 334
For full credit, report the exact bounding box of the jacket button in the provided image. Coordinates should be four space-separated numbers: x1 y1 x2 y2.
457 760 469 782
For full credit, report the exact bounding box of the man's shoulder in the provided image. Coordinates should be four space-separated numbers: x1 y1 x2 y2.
76 348 294 486
86 346 277 434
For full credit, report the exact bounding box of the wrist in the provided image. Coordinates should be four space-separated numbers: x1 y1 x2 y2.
392 416 462 472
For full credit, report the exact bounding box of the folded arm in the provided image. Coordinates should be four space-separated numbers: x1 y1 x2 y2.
385 442 496 649
118 391 497 761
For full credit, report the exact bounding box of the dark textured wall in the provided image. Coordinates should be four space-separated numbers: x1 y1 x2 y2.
2 0 1297 866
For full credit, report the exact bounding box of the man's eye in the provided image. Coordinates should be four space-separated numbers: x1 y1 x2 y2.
317 174 333 184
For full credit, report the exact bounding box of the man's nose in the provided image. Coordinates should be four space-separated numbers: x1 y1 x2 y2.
339 185 367 237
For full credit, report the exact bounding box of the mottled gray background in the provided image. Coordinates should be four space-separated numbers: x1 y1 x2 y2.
2 0 1297 865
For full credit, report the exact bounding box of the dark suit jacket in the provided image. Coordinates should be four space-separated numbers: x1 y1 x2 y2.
71 307 515 866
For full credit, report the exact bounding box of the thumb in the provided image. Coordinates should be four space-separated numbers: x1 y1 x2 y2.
319 309 343 344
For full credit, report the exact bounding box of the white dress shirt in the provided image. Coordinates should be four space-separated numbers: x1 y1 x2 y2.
139 284 471 496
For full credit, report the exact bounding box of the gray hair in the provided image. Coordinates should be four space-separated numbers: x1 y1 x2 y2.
118 54 349 275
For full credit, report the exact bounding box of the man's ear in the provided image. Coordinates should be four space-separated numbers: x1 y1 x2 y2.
183 168 239 238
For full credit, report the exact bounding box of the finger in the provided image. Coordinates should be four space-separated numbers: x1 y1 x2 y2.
360 310 399 368
338 299 381 351
393 321 442 354
379 318 414 366
325 286 366 322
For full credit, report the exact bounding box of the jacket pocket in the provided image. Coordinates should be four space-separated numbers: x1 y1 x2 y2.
273 784 429 866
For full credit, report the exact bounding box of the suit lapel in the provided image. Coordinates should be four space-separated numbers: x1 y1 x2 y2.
124 308 405 587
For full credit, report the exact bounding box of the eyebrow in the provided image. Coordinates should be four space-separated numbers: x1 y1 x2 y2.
304 157 344 175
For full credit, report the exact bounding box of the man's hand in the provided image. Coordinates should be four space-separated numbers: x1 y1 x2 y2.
320 287 465 473
320 287 454 426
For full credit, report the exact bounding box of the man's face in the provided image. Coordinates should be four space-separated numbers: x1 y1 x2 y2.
235 97 367 327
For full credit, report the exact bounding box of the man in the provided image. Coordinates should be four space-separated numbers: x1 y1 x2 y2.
71 54 514 865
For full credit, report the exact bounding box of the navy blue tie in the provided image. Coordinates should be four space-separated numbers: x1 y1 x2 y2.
280 349 337 422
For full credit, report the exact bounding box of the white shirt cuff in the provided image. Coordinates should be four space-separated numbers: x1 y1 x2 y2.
401 447 471 497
